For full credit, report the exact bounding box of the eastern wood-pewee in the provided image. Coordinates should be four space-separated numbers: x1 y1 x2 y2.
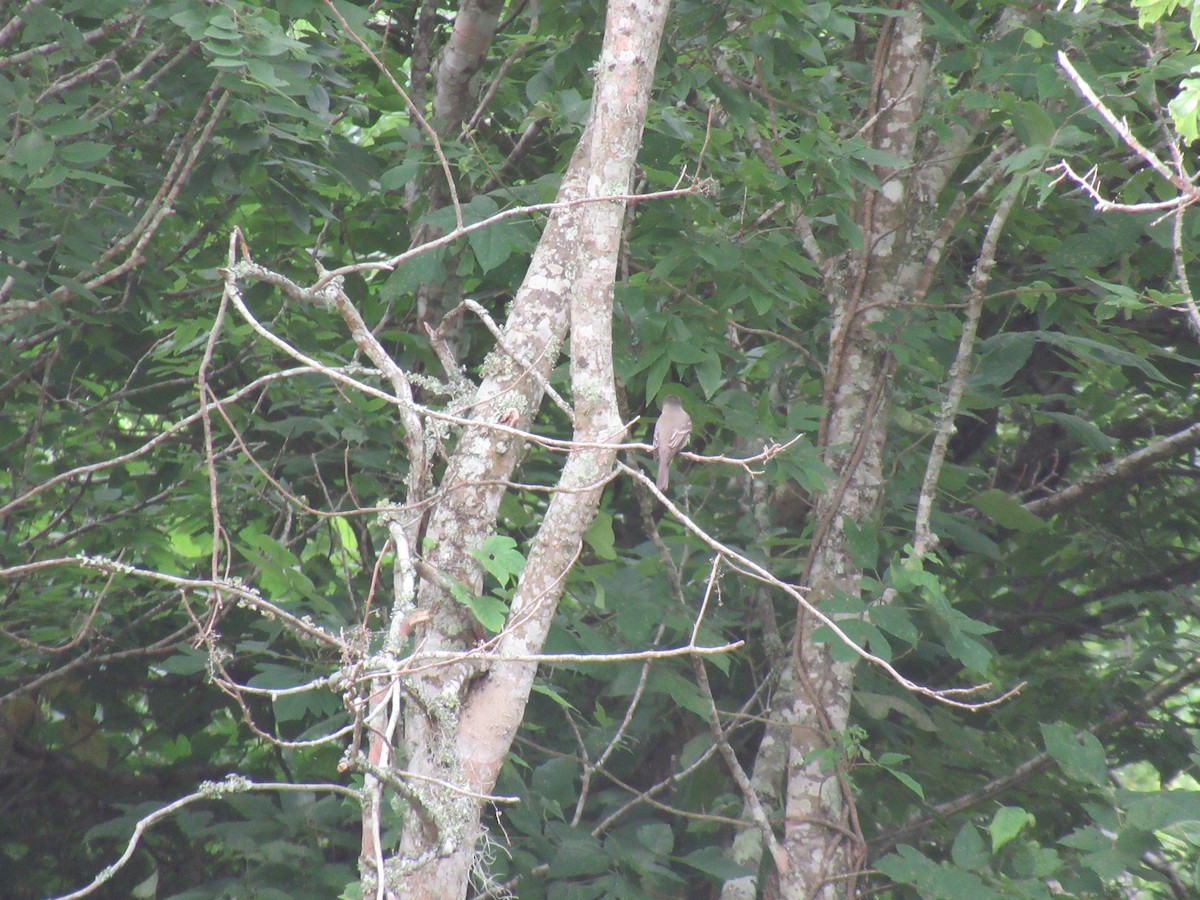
653 395 692 490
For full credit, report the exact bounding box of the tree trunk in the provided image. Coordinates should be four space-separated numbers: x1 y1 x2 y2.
386 0 672 896
724 5 1005 896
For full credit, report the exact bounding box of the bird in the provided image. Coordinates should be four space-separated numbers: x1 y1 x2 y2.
653 395 692 490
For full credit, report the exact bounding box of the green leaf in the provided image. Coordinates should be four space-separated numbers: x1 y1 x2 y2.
466 221 515 273
644 352 671 404
472 535 525 587
531 681 578 711
380 159 420 191
158 645 210 675
238 529 328 612
27 166 69 190
1133 0 1178 28
548 828 609 878
330 515 358 557
694 351 723 398
12 131 52 169
1037 412 1115 452
1087 276 1145 318
847 141 910 169
584 511 617 560
1012 101 1056 147
933 514 1001 560
855 691 936 730
884 766 925 799
1042 722 1109 786
380 248 446 298
1121 788 1200 830
868 603 920 643
970 332 1035 389
132 872 159 899
1037 330 1171 384
636 822 673 854
677 848 755 880
532 758 576 805
449 582 508 633
943 630 992 674
989 806 1034 852
844 520 879 569
648 668 710 718
57 141 112 165
951 823 989 871
876 844 933 883
1059 826 1110 852
813 617 882 662
876 844 993 898
970 489 1045 532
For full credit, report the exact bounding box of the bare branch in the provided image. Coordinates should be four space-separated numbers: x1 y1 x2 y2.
51 776 361 900
1024 421 1200 518
913 180 1023 557
312 182 708 290
72 556 349 650
621 462 1024 710
1058 51 1182 187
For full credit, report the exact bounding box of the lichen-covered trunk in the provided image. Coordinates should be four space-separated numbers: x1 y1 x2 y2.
387 0 672 897
721 6 992 897
781 11 937 896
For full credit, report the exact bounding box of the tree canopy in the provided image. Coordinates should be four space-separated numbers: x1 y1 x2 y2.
3 0 1200 898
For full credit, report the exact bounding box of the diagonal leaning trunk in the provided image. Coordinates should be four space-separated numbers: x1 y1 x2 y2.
384 1 673 897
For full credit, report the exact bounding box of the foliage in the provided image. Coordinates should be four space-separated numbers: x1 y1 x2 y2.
3 0 1200 898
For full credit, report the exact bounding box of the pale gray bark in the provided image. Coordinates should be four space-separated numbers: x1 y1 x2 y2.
410 0 506 347
722 5 1016 897
390 0 672 896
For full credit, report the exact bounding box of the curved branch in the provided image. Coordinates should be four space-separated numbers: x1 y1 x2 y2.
620 462 1023 710
51 776 361 900
1024 422 1200 519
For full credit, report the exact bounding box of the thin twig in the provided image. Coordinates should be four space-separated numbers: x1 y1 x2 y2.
51 776 361 900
